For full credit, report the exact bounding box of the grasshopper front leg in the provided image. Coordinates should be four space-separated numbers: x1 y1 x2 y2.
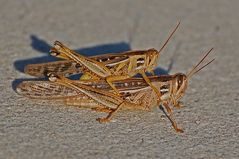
174 101 184 109
171 96 184 108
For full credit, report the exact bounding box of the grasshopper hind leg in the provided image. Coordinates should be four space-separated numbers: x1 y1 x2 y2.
96 102 125 123
161 102 184 133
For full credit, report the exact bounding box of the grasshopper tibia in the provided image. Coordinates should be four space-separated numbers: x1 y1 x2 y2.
96 102 125 123
161 102 184 133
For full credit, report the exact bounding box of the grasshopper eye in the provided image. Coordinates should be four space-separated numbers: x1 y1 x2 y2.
50 48 60 56
50 51 60 56
177 75 184 90
176 74 187 93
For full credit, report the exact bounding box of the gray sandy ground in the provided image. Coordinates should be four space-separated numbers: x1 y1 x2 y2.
0 0 238 158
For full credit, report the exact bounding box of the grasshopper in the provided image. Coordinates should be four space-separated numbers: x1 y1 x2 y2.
25 23 180 102
25 23 180 78
17 48 214 133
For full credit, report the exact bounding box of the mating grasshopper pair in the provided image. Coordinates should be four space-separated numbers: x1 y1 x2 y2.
25 23 180 101
16 23 214 133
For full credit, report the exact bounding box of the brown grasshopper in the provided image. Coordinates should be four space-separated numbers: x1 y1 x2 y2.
17 48 214 133
25 23 180 102
25 23 180 78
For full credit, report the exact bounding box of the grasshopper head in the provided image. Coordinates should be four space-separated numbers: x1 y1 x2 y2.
172 73 188 101
146 49 160 71
172 48 215 104
50 41 71 60
146 22 180 73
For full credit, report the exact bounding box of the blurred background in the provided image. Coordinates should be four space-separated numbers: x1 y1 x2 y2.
0 0 238 158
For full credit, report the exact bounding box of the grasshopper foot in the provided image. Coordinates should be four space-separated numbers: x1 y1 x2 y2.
96 118 110 123
175 101 184 109
172 123 184 133
175 128 184 133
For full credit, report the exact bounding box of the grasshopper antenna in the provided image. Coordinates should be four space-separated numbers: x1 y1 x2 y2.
158 21 180 53
187 48 215 78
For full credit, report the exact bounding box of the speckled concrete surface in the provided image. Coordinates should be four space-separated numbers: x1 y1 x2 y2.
0 0 239 158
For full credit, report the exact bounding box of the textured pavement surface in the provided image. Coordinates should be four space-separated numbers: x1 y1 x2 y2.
0 0 239 158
